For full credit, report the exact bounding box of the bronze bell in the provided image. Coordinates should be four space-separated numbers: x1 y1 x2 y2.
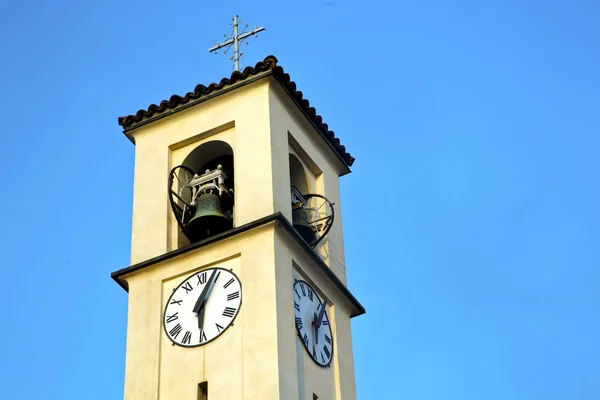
292 205 316 244
187 193 233 241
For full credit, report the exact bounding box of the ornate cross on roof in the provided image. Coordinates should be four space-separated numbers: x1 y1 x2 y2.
208 15 266 71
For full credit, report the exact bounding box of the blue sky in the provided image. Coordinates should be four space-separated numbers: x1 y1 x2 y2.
1 0 599 399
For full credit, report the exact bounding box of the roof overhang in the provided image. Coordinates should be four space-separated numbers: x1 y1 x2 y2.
117 55 355 171
111 212 365 318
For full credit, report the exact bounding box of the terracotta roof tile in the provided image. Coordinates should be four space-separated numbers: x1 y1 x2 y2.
118 55 354 167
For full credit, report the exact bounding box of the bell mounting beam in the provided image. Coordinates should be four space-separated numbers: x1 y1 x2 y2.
208 15 266 71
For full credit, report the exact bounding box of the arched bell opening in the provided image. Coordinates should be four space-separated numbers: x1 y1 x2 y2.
168 140 235 246
183 141 235 220
289 154 314 243
289 153 334 248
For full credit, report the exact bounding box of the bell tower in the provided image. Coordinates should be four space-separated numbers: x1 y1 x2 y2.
112 55 365 399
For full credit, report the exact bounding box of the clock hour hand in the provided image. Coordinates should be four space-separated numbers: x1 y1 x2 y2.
197 303 207 332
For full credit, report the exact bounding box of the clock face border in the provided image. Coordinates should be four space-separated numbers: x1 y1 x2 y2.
293 279 334 368
163 267 242 348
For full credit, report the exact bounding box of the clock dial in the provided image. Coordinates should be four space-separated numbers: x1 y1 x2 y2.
163 267 242 347
293 280 333 367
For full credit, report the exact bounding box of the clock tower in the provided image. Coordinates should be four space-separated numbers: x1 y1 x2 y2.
112 55 365 399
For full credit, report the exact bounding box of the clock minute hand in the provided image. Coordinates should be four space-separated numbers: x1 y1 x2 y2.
313 313 319 345
194 270 221 331
314 299 327 346
193 269 217 314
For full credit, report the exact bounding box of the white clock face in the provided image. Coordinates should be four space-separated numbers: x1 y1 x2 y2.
293 280 333 367
163 267 242 347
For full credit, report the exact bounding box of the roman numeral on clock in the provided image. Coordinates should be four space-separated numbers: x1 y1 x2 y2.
295 317 303 329
308 289 313 302
300 283 306 296
182 282 193 294
227 291 240 301
169 299 182 306
223 277 235 289
197 272 207 286
169 323 182 339
324 334 332 345
182 331 192 344
199 330 207 343
323 345 331 359
302 333 309 347
166 312 178 323
222 307 236 318
294 301 300 312
216 323 224 333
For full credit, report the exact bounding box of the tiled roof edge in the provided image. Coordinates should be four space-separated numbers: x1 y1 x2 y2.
117 55 354 167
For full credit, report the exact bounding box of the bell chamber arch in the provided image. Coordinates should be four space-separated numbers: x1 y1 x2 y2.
168 140 235 245
288 153 334 249
289 153 311 195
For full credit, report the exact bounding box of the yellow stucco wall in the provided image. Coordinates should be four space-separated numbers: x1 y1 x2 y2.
128 80 273 265
119 74 358 399
274 227 358 400
121 223 357 400
123 225 281 399
268 81 348 284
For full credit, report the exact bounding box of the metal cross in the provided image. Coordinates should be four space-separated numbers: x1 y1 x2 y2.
208 15 266 71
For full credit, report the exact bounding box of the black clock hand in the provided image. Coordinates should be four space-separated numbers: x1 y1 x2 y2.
315 299 327 329
313 313 319 345
193 270 217 314
197 303 207 333
313 298 327 346
193 270 221 330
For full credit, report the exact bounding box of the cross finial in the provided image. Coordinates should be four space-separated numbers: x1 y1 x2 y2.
208 15 266 71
